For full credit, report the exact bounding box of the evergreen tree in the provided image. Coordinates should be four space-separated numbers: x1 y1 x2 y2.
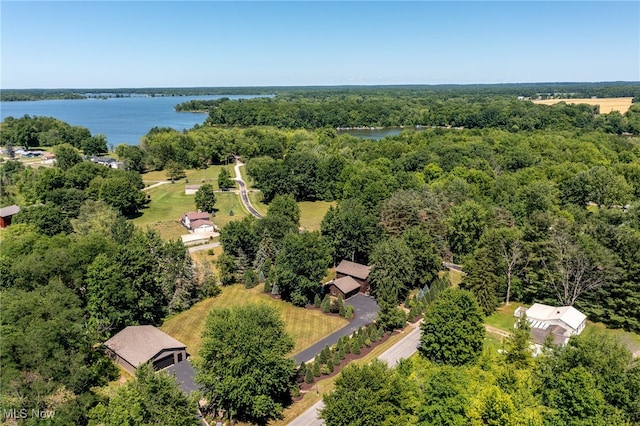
321 294 331 313
313 360 321 377
305 367 315 384
505 313 533 369
314 293 322 308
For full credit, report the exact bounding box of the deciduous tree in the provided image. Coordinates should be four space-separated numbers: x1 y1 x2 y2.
195 303 296 424
194 183 216 213
419 288 485 366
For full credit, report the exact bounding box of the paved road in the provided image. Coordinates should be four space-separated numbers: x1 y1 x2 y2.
188 242 220 253
233 160 263 218
288 325 422 426
292 294 379 364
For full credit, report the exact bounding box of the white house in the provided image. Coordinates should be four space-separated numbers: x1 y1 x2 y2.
515 303 587 346
191 219 215 234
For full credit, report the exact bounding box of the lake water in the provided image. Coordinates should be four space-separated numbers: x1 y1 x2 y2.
1 95 425 145
0 95 260 146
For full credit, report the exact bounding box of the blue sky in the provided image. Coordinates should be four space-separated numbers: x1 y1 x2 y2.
1 1 638 88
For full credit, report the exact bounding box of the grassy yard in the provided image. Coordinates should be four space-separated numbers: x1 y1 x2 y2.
160 284 348 359
141 164 236 186
485 303 523 331
298 201 335 231
132 182 248 239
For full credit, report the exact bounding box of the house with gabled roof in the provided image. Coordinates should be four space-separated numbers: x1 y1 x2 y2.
335 260 371 294
104 325 187 374
515 303 587 347
325 276 362 300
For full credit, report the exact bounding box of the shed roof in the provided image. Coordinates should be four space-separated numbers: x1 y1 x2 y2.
191 219 214 229
336 260 370 280
184 211 210 221
104 325 186 368
331 276 361 294
0 205 20 217
526 303 586 331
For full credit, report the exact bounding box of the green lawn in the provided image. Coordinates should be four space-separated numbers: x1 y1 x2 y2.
298 201 335 231
485 303 523 331
141 164 236 187
132 182 249 239
160 284 348 359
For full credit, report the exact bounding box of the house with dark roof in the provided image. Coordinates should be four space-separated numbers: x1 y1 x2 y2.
325 276 362 300
335 260 371 294
104 325 187 374
0 205 20 228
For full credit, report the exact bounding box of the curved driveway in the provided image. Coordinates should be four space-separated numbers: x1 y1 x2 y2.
233 160 263 218
292 294 379 364
288 325 421 426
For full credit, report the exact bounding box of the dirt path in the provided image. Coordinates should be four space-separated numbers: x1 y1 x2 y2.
142 180 170 191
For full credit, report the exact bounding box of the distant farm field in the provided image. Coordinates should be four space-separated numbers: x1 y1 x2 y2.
160 283 348 359
533 97 633 114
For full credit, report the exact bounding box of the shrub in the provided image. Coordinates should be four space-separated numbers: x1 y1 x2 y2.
291 384 301 398
321 295 331 313
320 365 331 376
313 294 322 308
351 339 361 355
244 269 258 289
333 352 341 366
305 367 315 384
343 305 354 319
363 338 371 348
338 345 346 360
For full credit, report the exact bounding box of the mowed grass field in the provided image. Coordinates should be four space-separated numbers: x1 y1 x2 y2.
141 164 236 186
160 284 348 359
132 183 248 239
533 97 633 114
135 164 335 239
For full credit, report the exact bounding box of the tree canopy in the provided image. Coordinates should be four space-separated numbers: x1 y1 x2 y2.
195 303 296 424
419 288 485 366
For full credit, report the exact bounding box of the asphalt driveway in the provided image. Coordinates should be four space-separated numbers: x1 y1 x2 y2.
292 294 380 364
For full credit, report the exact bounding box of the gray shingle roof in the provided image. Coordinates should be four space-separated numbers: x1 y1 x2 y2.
104 325 186 368
336 260 370 280
0 205 20 217
332 276 361 294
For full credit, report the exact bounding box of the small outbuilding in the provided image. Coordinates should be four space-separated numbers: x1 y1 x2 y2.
0 205 20 228
104 325 188 374
335 260 371 294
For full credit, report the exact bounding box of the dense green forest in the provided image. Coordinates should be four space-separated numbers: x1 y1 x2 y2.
1 85 640 424
3 81 638 102
185 94 639 133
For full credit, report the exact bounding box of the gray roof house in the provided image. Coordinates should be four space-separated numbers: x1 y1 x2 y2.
104 325 187 374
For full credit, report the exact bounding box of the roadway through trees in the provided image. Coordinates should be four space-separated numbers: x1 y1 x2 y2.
233 159 263 218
